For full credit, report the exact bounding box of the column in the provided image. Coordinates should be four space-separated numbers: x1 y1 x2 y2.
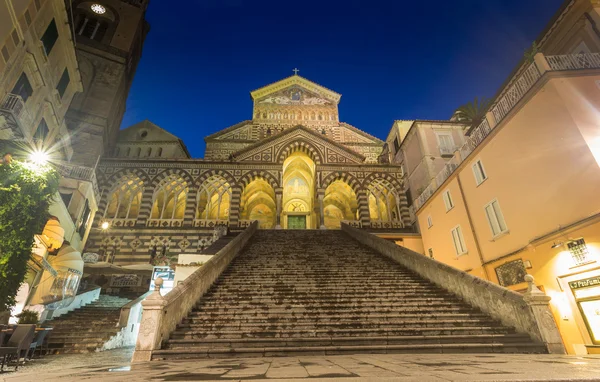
275 187 283 229
357 188 371 228
228 185 242 228
317 188 326 229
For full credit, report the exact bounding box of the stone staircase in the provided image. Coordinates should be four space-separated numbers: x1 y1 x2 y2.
45 295 131 354
152 230 546 359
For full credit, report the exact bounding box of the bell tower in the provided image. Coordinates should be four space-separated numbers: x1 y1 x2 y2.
64 0 150 166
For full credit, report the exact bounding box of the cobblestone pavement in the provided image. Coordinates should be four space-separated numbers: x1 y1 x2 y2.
2 349 600 381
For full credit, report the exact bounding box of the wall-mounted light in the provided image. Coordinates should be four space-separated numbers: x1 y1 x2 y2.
567 238 589 266
91 4 106 14
551 241 563 249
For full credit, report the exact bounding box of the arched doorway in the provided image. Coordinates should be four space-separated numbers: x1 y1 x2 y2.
240 178 276 229
323 180 358 229
282 151 316 229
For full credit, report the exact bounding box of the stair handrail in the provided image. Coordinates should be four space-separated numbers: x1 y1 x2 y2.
118 291 153 328
132 220 259 362
341 223 566 354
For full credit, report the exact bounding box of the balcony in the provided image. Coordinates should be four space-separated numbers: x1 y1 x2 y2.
0 93 33 140
413 53 600 212
55 162 100 202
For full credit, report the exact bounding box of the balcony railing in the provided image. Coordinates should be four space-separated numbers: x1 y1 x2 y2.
56 162 100 202
147 219 184 228
546 53 600 70
0 93 34 137
413 53 600 212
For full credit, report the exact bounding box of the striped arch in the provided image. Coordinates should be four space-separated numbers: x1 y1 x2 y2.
321 171 362 195
149 169 194 226
362 172 403 194
94 168 150 228
363 172 409 226
194 169 236 189
276 139 323 165
237 170 280 190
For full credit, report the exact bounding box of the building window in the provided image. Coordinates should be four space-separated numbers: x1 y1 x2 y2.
443 190 454 211
41 19 59 56
11 30 19 46
1 46 9 63
485 199 508 237
393 137 400 153
34 118 49 142
406 188 413 208
428 248 434 258
56 68 70 98
472 159 487 185
11 72 33 102
76 16 109 41
77 199 92 238
145 147 152 157
25 10 32 26
34 0 41 11
495 259 527 287
451 225 467 256
567 238 590 266
427 215 433 228
156 147 163 157
436 132 455 155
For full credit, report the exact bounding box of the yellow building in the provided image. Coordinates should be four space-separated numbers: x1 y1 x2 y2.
397 0 600 354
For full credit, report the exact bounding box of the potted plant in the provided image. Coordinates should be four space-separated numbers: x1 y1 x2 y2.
16 309 39 324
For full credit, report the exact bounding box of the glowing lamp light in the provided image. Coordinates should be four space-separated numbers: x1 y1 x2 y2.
29 150 49 166
101 221 110 230
91 4 106 14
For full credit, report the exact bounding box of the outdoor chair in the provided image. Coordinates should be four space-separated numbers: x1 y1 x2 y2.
27 329 50 360
0 324 35 371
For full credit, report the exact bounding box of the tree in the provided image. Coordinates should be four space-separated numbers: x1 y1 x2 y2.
454 97 492 125
0 159 59 312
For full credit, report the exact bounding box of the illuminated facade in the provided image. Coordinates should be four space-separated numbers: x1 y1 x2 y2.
84 74 410 265
393 0 600 355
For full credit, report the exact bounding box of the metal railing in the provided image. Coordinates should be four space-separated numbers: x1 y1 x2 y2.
413 53 600 211
546 53 600 70
55 162 100 201
490 62 541 123
0 93 34 132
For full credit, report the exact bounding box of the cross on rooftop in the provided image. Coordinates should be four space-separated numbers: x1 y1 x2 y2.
293 68 299 75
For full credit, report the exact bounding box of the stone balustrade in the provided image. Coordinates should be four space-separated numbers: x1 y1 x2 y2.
132 220 259 362
341 223 566 354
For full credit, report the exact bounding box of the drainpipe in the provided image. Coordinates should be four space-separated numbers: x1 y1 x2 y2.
456 174 490 281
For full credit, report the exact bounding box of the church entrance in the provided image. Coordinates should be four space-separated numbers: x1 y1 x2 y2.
287 215 306 229
282 151 316 229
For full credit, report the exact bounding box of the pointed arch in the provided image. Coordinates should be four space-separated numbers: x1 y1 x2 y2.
103 174 144 225
238 170 279 190
321 171 362 195
149 175 189 224
196 175 232 220
276 138 323 165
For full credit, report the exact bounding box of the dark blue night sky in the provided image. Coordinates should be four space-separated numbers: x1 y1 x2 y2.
121 0 563 158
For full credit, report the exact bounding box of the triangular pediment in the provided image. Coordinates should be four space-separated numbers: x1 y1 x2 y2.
250 75 341 105
205 120 255 141
232 126 365 165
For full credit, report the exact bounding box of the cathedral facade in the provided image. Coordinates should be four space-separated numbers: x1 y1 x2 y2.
85 74 409 265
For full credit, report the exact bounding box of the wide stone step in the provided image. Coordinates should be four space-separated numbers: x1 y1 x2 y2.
192 305 471 314
164 333 535 349
184 312 488 322
151 342 546 360
196 298 466 307
170 326 515 340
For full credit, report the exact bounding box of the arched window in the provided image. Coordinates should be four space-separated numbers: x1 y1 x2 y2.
156 147 163 157
367 178 400 222
151 175 188 220
114 147 120 157
145 147 152 157
135 147 141 157
126 147 131 156
197 176 231 220
104 175 144 220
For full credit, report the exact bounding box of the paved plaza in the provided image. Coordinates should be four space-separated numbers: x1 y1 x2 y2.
2 348 600 381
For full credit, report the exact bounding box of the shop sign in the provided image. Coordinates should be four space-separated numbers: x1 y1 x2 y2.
569 276 600 290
